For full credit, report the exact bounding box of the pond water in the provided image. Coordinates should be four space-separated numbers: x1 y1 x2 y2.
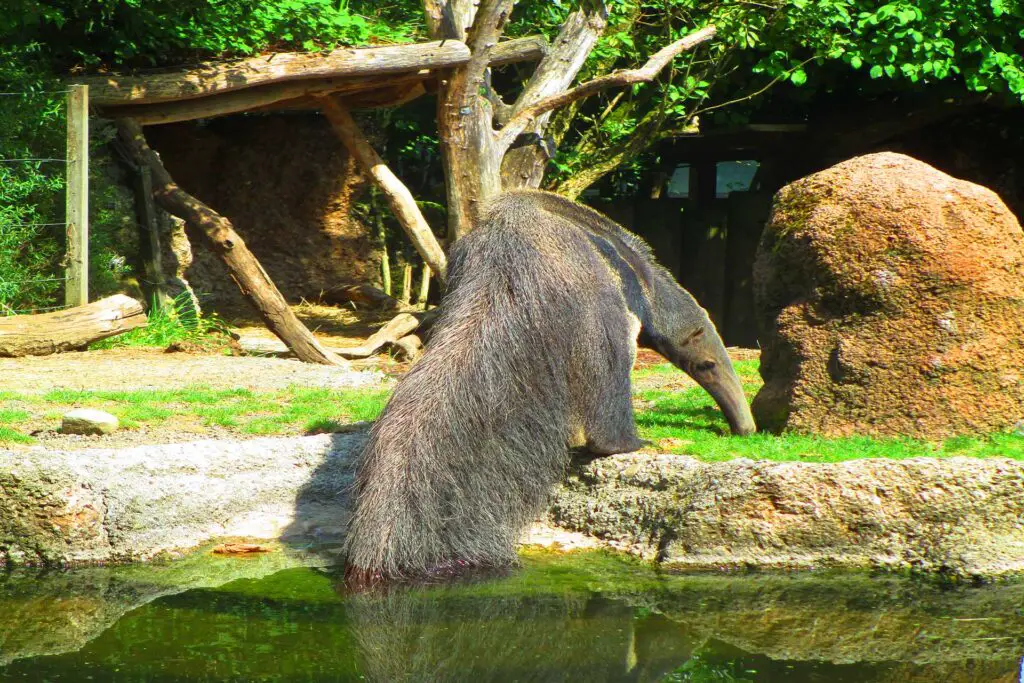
1 550 1022 682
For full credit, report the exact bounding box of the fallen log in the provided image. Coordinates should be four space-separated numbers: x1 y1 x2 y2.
116 119 347 367
392 334 424 362
319 283 403 311
0 295 146 357
338 312 423 359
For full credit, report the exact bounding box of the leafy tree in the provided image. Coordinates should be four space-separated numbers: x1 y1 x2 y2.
539 0 1024 198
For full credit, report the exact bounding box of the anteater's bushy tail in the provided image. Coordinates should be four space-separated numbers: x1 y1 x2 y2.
343 208 582 585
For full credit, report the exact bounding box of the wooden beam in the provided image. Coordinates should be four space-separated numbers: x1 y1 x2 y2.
82 42 468 106
64 84 89 307
116 119 348 367
0 295 146 357
80 36 547 108
101 72 430 125
318 97 447 281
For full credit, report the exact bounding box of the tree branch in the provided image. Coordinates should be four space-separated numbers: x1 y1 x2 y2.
500 5 607 188
496 24 717 153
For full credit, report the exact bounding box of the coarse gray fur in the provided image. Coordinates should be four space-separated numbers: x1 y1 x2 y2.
344 190 754 585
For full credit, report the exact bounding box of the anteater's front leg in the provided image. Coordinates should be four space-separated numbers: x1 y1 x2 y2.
576 312 646 457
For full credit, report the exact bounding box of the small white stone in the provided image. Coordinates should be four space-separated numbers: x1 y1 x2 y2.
62 408 119 435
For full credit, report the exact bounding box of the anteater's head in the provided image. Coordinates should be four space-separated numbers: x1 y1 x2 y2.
640 276 757 436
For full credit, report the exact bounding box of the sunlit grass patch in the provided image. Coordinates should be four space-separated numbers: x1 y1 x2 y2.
0 383 390 445
3 357 1021 462
0 426 33 444
635 385 1024 462
0 408 30 424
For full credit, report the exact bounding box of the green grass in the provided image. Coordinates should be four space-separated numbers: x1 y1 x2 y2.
0 385 392 446
633 360 1024 462
1 358 1021 462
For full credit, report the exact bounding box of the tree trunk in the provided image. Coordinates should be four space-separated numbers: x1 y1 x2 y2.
500 7 607 189
130 164 173 311
116 119 348 367
0 295 146 357
434 0 513 241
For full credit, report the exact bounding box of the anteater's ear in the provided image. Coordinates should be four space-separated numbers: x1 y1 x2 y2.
680 327 705 346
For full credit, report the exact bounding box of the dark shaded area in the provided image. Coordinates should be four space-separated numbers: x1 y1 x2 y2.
598 103 1024 348
146 113 379 313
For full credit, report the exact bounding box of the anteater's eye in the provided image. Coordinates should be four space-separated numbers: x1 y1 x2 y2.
696 360 716 372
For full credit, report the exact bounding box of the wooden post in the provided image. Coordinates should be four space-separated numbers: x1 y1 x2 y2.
400 263 413 306
416 264 431 308
132 164 173 312
65 84 89 307
377 216 392 297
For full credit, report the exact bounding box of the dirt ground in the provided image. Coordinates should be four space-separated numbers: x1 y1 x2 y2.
0 304 758 450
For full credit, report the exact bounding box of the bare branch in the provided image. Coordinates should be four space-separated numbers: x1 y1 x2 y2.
496 24 717 153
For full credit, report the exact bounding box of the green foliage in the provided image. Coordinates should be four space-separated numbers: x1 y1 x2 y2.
731 0 1024 97
91 292 232 350
0 0 402 70
0 53 66 313
541 0 1024 196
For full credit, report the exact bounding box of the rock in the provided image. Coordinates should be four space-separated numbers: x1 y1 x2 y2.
0 434 361 566
2 434 1024 579
551 453 1024 580
752 152 1024 438
61 409 119 435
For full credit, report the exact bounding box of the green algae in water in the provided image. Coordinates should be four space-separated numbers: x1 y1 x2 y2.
1 551 1023 682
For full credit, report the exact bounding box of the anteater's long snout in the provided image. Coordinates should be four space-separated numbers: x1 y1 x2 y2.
701 372 757 436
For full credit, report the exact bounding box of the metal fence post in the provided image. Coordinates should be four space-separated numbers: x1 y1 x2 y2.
65 84 89 307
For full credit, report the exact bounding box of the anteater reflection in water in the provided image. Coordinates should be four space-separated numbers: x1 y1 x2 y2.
344 190 755 586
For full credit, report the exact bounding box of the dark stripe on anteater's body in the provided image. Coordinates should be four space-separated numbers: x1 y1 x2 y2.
343 190 753 586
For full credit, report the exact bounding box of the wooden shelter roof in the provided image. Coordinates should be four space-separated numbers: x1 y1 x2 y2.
77 37 546 125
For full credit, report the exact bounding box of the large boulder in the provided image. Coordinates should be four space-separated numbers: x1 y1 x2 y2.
752 152 1024 438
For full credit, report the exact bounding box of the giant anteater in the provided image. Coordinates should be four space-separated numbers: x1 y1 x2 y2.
344 190 755 585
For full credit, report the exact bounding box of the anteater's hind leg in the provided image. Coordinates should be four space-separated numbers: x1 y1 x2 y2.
578 312 646 457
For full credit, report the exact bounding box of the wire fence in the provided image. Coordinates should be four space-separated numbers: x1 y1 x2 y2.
0 87 79 316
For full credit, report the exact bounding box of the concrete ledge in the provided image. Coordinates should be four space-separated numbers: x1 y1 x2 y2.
3 437 1024 579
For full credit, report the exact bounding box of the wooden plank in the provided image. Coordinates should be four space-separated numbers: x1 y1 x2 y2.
64 84 89 308
0 295 145 357
102 72 428 125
